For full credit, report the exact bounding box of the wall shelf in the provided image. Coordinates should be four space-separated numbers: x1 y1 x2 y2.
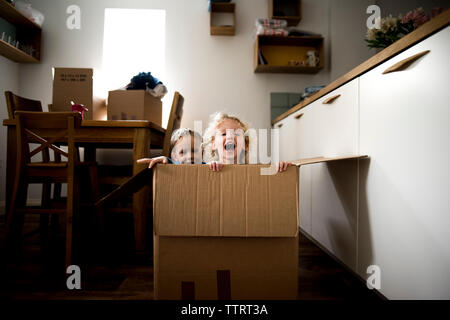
0 38 39 63
210 2 235 36
269 0 302 26
254 35 324 74
0 0 41 63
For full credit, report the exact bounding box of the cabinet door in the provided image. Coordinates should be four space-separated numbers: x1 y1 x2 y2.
276 108 313 231
298 164 312 233
309 78 360 270
359 26 450 299
313 78 359 157
293 105 315 233
310 159 358 271
295 104 316 159
275 113 296 162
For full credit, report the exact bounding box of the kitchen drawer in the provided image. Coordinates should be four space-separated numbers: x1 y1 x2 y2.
313 78 359 157
275 112 297 162
294 104 316 159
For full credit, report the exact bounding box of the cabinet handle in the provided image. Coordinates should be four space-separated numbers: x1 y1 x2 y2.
322 94 341 104
277 123 283 128
294 113 304 119
382 50 430 74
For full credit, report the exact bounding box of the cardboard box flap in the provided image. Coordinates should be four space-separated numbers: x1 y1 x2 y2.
153 164 299 237
291 155 368 167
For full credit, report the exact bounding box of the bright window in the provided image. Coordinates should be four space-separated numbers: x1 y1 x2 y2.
102 8 166 92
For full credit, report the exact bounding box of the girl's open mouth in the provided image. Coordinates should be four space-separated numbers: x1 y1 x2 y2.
225 142 235 151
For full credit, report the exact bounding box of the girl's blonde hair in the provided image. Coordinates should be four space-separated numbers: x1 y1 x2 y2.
202 112 250 163
170 128 203 156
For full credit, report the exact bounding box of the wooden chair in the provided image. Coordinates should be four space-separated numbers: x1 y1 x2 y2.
162 91 184 157
4 91 43 118
4 91 55 234
95 92 184 238
5 93 71 201
6 111 99 268
98 91 184 185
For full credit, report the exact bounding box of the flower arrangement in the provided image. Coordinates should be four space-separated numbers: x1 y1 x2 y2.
365 7 444 49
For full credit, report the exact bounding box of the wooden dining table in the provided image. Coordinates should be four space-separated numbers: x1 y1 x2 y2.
2 118 166 252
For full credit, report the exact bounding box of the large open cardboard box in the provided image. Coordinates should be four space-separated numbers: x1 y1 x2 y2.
52 67 106 120
152 155 366 300
107 90 162 126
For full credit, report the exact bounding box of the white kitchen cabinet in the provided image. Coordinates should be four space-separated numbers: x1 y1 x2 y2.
275 113 296 162
293 104 316 159
310 159 359 271
294 105 315 233
358 26 450 299
274 20 450 299
308 78 360 270
278 104 316 232
313 78 359 157
298 164 312 233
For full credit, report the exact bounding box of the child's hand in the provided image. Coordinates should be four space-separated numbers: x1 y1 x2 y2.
137 156 169 168
276 161 292 172
208 161 223 172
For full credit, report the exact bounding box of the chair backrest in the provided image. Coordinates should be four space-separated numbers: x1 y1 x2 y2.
162 91 184 157
5 91 43 119
14 111 82 167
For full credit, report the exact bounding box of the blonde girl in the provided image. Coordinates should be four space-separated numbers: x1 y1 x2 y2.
202 112 290 172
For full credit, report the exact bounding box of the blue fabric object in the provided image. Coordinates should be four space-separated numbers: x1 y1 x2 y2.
126 72 162 90
304 85 325 94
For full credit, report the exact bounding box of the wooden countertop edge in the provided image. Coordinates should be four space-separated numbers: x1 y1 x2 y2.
2 119 166 133
271 9 450 126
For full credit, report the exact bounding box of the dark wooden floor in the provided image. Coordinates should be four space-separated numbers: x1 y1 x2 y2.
0 213 381 300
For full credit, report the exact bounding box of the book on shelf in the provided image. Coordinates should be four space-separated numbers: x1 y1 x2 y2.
258 50 268 65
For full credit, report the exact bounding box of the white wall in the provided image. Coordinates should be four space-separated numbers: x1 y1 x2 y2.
1 0 375 207
19 0 335 128
330 0 375 82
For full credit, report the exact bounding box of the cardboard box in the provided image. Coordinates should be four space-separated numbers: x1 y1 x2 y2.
152 156 366 300
107 90 162 126
52 68 106 120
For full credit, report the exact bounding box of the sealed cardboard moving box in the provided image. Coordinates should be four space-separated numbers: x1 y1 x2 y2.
153 155 367 300
107 90 162 126
52 68 106 120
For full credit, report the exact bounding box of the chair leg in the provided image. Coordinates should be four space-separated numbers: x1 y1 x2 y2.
53 183 62 201
53 146 62 201
89 165 104 234
6 174 27 257
65 175 78 269
65 216 73 269
39 214 49 250
40 182 52 250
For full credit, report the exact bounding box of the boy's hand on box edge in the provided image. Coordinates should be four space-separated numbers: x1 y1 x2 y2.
277 161 292 172
208 161 223 172
137 156 168 168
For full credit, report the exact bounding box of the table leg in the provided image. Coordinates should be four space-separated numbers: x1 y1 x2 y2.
132 128 151 252
84 146 96 162
5 126 17 217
